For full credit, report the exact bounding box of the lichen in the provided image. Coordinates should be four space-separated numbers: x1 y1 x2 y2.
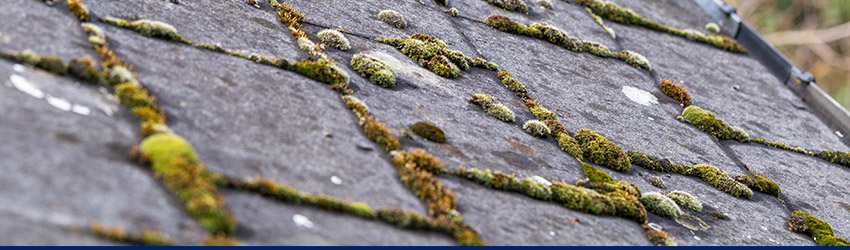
628 151 753 199
378 10 407 29
789 211 850 246
136 133 237 234
574 129 630 172
351 53 397 88
735 174 780 197
523 120 551 138
659 79 691 106
577 0 747 53
639 192 682 220
89 223 176 246
483 0 529 14
666 190 702 212
411 121 447 143
682 105 749 141
67 0 90 22
317 29 351 51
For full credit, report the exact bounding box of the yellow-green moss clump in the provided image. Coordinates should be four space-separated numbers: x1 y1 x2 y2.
483 0 529 14
1 50 103 84
628 151 753 199
577 0 747 53
705 23 720 33
137 133 237 234
452 167 647 223
574 129 630 172
485 15 650 71
378 10 407 29
666 190 702 212
68 0 90 21
538 0 553 10
659 79 691 106
586 7 615 39
89 223 176 246
101 17 190 43
815 150 850 167
217 175 377 219
522 120 550 138
411 121 447 143
639 192 682 220
468 94 515 122
291 59 350 87
378 208 441 230
734 174 780 197
376 34 498 78
789 211 850 246
555 132 583 160
682 105 749 141
646 176 666 189
317 29 351 51
351 53 396 88
747 138 814 156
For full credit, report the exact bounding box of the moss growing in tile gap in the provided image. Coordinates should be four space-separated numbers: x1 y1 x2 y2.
351 53 396 88
483 0 529 14
134 133 237 235
485 15 651 71
666 190 702 212
101 17 190 44
575 0 747 53
746 138 815 156
659 79 691 106
376 34 498 78
89 223 177 246
452 167 647 223
815 150 850 167
789 211 850 246
496 71 533 102
1 50 104 84
522 120 551 138
627 151 753 199
469 93 516 122
585 7 615 39
682 105 749 141
641 223 677 246
639 192 682 220
734 174 780 197
67 0 90 21
268 0 304 36
574 129 630 172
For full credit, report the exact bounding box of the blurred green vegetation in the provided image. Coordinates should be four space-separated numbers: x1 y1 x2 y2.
729 0 850 108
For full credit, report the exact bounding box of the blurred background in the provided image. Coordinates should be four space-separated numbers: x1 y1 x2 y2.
728 0 850 108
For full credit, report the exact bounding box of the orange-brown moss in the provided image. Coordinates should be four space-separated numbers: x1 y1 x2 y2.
659 79 691 106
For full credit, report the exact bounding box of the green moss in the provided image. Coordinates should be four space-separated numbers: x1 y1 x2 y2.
469 93 495 109
628 151 753 199
114 83 157 110
342 95 369 119
616 50 651 71
68 57 103 84
735 174 780 197
445 7 458 16
68 0 90 21
554 132 583 160
107 65 140 86
577 0 747 53
574 129 630 172
815 150 850 167
101 17 190 43
483 0 529 13
538 0 553 10
425 55 460 78
89 223 177 246
378 208 439 230
705 23 720 33
527 101 558 121
2 50 71 75
710 212 727 220
351 53 397 88
639 192 682 220
202 235 241 246
659 79 691 106
582 162 613 184
666 190 702 212
291 59 350 87
496 71 532 102
138 133 237 235
586 7 616 39
411 121 447 143
790 211 850 246
362 115 400 151
747 138 814 156
682 105 749 141
641 223 677 246
470 95 515 122
646 176 666 189
317 29 351 51
378 10 407 29
522 120 550 138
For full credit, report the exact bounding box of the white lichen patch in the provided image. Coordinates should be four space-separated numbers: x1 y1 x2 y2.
46 96 72 111
622 86 657 106
293 214 314 228
10 74 44 99
529 175 552 186
330 175 342 185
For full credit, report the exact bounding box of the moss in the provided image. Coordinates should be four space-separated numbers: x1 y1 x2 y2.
815 150 850 167
522 120 551 138
735 174 780 197
138 133 237 234
395 149 447 174
616 50 651 71
710 212 727 220
574 129 630 172
790 211 850 246
434 0 449 6
270 1 304 31
582 162 613 184
666 190 702 212
497 71 532 102
89 223 177 246
747 138 814 156
351 53 397 88
641 223 678 246
107 65 140 86
577 0 746 53
378 10 407 29
659 79 691 106
342 95 369 118
291 59 350 87
485 15 521 34
628 151 753 199
527 101 558 121
297 36 318 55
554 132 583 160
586 7 616 39
317 29 351 51
646 176 666 189
2 50 68 75
469 93 495 108
411 121 447 143
445 7 458 17
682 105 749 141
639 192 682 220
486 104 515 122
483 0 529 14
102 17 189 43
425 55 460 78
201 235 241 246
68 57 102 84
378 208 440 230
362 115 401 151
704 22 720 34
67 0 90 21
114 83 157 110
538 0 553 10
